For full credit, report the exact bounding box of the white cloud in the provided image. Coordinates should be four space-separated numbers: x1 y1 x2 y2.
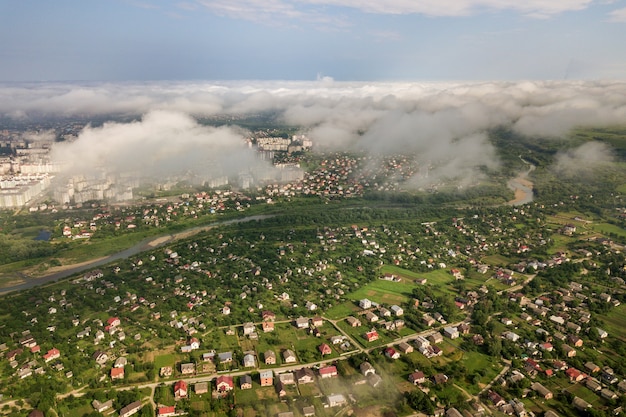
188 0 594 21
607 6 626 22
4 79 626 186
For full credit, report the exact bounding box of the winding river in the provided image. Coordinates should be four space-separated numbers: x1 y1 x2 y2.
507 161 535 206
1 163 537 295
0 214 273 295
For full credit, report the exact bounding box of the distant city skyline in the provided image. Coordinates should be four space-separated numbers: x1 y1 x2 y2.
1 0 625 82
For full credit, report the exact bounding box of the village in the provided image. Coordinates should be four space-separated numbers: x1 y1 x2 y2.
0 181 625 417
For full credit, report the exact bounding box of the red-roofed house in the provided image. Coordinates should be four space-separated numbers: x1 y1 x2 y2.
384 347 400 359
157 406 176 417
107 317 121 327
364 330 379 342
565 368 585 382
319 366 338 379
216 375 234 392
318 343 332 356
110 367 125 380
43 348 60 362
174 380 188 399
30 345 41 354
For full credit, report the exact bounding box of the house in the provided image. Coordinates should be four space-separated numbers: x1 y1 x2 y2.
282 349 297 363
488 391 506 407
585 362 600 374
218 351 233 363
264 350 277 365
278 372 295 385
243 353 256 368
296 367 316 384
277 413 294 417
93 351 108 365
262 310 276 321
364 330 379 342
43 348 60 362
114 357 127 368
295 317 310 329
368 373 383 387
409 371 426 384
222 306 231 315
503 331 520 342
600 388 618 400
275 381 287 398
157 406 176 417
586 378 602 392
360 362 375 376
174 380 188 399
384 347 400 359
364 311 379 323
562 344 576 357
567 335 583 347
531 382 553 399
93 399 113 413
110 367 125 380
359 299 372 309
260 370 273 386
311 317 323 327
319 365 338 378
243 322 256 335
423 315 436 326
433 373 449 385
216 375 234 392
572 397 591 411
443 326 459 339
160 366 173 377
180 363 195 375
327 393 347 407
302 405 315 417
119 401 143 417
240 374 252 389
446 408 464 417
390 305 404 316
262 321 275 332
428 332 443 344
398 342 413 354
565 368 584 382
346 316 361 327
414 336 430 349
107 317 121 327
379 307 391 317
318 343 332 356
195 381 208 394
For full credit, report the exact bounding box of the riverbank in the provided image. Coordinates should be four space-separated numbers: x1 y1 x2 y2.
507 162 535 206
0 214 273 295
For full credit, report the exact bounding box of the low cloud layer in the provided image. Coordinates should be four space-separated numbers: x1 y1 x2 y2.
3 80 626 186
49 110 272 181
553 141 615 177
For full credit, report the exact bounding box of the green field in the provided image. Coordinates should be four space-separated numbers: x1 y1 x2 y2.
590 223 626 238
346 279 415 305
154 353 177 369
598 304 626 341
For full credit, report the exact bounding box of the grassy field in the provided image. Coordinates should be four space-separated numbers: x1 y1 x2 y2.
598 304 626 341
154 353 177 369
590 223 626 238
380 265 429 282
346 279 415 305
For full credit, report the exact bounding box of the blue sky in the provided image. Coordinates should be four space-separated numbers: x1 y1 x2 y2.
1 0 625 81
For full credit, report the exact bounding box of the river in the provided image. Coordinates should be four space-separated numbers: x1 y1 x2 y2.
507 161 535 206
0 214 273 295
